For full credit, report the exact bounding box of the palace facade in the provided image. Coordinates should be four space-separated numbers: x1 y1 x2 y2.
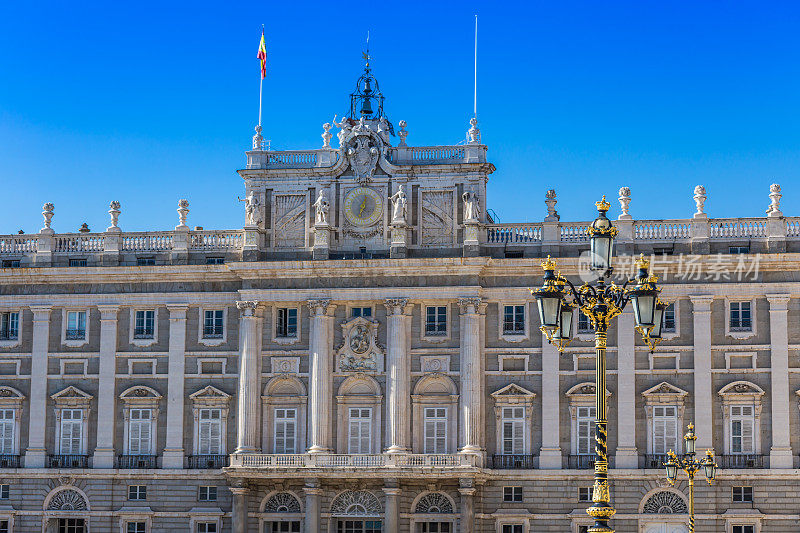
0 66 799 533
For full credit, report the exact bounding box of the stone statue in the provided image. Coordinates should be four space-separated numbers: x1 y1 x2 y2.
239 192 262 227
333 115 352 146
468 117 480 144
693 185 707 217
389 185 408 224
321 123 332 148
766 183 782 217
377 117 393 144
312 189 330 226
463 190 480 223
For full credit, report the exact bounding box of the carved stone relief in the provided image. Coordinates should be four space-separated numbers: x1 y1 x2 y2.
336 317 384 372
421 191 454 246
273 194 306 248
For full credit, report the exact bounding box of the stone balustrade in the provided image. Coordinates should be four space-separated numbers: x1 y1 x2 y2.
228 453 479 470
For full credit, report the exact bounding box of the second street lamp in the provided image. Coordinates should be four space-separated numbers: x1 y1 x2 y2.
532 196 666 533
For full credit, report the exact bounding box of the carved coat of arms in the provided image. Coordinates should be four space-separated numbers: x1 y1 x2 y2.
337 316 384 372
346 134 380 185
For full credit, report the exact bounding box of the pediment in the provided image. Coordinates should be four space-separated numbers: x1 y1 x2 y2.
566 382 611 398
50 386 92 401
119 386 162 400
642 382 689 398
189 385 232 400
718 380 765 397
491 383 536 399
0 386 25 400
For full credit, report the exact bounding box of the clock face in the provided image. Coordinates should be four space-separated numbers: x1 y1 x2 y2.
343 187 383 227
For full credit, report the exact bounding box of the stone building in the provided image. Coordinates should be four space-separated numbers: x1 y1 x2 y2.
0 64 799 533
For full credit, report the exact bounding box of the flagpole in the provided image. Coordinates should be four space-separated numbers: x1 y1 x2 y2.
258 25 264 128
474 14 478 118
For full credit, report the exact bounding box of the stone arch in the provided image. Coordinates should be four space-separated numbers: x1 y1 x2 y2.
718 380 765 396
264 375 307 397
261 490 303 513
335 374 382 453
412 491 456 514
337 374 381 397
43 486 90 511
413 373 458 396
639 488 688 514
118 385 162 399
0 385 25 400
329 490 382 516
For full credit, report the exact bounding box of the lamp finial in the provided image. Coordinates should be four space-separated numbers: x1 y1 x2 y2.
541 255 557 271
595 195 611 212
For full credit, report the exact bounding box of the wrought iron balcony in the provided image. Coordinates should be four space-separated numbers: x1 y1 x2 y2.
491 454 537 469
65 329 85 340
718 454 768 469
0 330 17 341
47 454 89 468
0 454 21 468
566 454 614 470
117 454 158 469
187 454 229 469
641 454 671 469
132 328 154 339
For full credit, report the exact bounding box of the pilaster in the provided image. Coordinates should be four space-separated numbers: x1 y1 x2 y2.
235 301 262 453
767 294 792 467
304 479 322 533
457 298 483 457
307 299 335 453
384 298 411 453
614 309 638 467
162 303 188 468
230 483 249 533
24 305 51 468
458 479 476 533
93 304 119 468
538 334 562 469
383 482 401 533
690 295 714 450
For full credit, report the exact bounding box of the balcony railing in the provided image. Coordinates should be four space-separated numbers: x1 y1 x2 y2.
65 329 86 340
132 328 154 339
229 453 478 469
48 454 89 468
485 224 542 244
491 454 537 469
187 454 229 469
117 454 158 469
0 330 18 341
0 454 21 468
566 454 614 470
718 454 768 469
641 454 671 469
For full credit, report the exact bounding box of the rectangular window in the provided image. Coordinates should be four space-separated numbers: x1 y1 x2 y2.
502 305 526 335
206 257 224 265
501 526 523 533
729 302 752 331
577 406 596 455
732 527 754 533
348 408 372 454
652 406 678 454
276 308 298 338
502 486 523 502
128 408 152 455
1 260 20 268
351 307 372 318
136 257 156 266
126 522 147 533
577 312 592 333
730 405 755 454
198 408 223 455
578 487 592 502
197 522 218 533
0 409 14 454
501 407 525 455
732 486 753 503
59 409 83 455
66 311 87 340
729 246 750 254
203 310 224 338
274 408 297 454
662 303 676 333
425 306 447 336
0 312 19 340
128 485 147 500
199 486 218 502
0 484 8 499
68 258 87 267
134 310 155 339
424 407 447 454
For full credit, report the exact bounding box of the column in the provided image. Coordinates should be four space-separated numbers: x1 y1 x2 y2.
230 483 249 533
384 298 411 453
767 294 792 468
539 336 562 468
307 299 334 453
235 301 261 453
304 479 322 533
383 482 401 533
25 305 51 468
690 296 714 450
162 304 188 468
615 309 638 468
93 305 119 468
458 298 483 455
458 479 475 533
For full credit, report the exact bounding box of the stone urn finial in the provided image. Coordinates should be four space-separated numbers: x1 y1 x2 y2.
618 187 632 220
767 183 782 217
41 202 55 231
176 199 190 229
693 185 707 218
107 201 121 231
321 123 332 148
398 120 408 147
544 189 559 221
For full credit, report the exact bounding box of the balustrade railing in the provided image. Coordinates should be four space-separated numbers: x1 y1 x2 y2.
408 146 466 163
560 223 590 242
122 232 174 251
189 230 243 250
54 234 104 253
485 224 542 244
709 219 767 239
229 453 477 469
787 218 800 237
0 236 38 254
634 221 691 240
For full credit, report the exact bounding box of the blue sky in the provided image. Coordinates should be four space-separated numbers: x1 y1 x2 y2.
1 1 798 233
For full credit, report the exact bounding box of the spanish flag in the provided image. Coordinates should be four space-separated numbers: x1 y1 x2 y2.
257 30 267 79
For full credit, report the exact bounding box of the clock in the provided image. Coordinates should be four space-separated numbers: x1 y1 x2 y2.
343 187 383 227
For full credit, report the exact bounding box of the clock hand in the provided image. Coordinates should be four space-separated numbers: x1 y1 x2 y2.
359 198 367 217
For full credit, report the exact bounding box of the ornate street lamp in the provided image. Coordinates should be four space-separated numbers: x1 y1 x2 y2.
532 196 666 533
663 424 717 532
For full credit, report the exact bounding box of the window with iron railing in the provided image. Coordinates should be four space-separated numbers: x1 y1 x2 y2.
66 311 86 340
203 310 224 338
276 308 297 338
425 306 447 336
729 302 752 331
502 305 525 335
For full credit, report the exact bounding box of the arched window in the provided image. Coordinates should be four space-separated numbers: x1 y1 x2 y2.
263 376 307 454
414 492 454 514
411 374 458 454
264 492 302 513
642 491 688 514
336 376 382 455
262 491 303 533
412 491 456 533
330 491 382 516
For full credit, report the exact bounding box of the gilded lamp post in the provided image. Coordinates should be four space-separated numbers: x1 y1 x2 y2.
532 197 667 533
663 424 718 532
